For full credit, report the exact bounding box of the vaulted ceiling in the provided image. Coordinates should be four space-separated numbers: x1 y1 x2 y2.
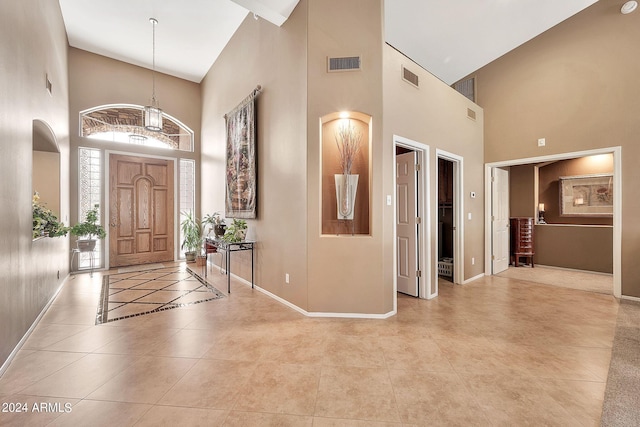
59 0 600 84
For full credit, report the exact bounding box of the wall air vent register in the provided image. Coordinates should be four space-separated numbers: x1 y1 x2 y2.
327 56 362 72
402 66 419 88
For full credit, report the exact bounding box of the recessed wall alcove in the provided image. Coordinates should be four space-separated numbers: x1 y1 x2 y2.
32 119 60 215
320 111 371 235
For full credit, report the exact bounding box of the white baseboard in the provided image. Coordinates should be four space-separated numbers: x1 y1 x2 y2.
621 295 640 303
228 272 396 319
462 273 485 284
0 278 67 377
535 264 613 276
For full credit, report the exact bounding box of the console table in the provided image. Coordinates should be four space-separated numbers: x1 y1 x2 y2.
205 238 255 293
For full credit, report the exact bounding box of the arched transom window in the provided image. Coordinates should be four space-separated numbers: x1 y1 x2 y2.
80 104 193 151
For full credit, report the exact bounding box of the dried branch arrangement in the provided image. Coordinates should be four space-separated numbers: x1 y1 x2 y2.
334 120 362 175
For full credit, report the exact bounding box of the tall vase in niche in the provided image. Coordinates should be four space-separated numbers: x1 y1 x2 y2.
334 120 362 221
335 174 359 220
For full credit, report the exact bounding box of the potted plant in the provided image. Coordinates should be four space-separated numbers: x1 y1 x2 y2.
32 192 68 239
222 218 248 243
181 211 206 263
204 212 226 238
69 204 106 251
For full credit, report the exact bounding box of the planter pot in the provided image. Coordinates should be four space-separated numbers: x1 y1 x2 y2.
77 239 97 252
185 251 197 262
235 229 247 241
196 255 207 267
214 224 226 238
335 174 359 220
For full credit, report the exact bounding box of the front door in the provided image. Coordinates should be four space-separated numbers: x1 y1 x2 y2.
396 151 419 297
492 167 510 274
109 154 174 267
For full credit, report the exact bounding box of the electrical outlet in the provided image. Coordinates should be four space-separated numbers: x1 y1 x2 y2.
471 257 475 265
285 273 290 284
538 138 546 147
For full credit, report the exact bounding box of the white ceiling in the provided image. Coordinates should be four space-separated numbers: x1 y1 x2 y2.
385 0 599 84
58 0 299 83
58 0 599 85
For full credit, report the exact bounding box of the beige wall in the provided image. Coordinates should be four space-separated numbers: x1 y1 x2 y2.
509 165 535 218
470 0 639 296
383 45 485 296
537 156 614 273
68 48 201 258
33 151 61 215
535 225 613 273
507 160 613 273
0 0 70 367
203 0 485 314
200 2 309 308
306 0 387 313
539 155 613 226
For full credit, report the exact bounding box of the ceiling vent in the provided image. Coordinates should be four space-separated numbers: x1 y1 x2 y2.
467 108 477 121
327 56 361 72
453 77 475 102
402 66 419 88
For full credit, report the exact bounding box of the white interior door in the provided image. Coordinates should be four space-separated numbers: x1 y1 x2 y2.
492 167 510 274
397 151 419 296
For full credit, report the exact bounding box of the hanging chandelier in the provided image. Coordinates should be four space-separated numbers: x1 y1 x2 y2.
144 17 163 132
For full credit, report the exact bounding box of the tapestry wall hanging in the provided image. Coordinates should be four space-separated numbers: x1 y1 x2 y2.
225 86 260 218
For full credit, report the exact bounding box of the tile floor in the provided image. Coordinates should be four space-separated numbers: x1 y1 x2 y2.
0 262 619 426
497 265 613 295
98 266 224 324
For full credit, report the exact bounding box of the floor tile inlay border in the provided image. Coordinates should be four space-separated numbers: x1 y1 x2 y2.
96 265 225 325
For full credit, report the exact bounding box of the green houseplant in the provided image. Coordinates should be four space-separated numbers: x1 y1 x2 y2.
203 212 226 238
32 192 68 239
181 211 206 262
69 204 106 251
222 218 248 243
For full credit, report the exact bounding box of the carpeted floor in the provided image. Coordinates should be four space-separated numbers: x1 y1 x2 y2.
497 264 612 294
601 299 640 426
96 265 224 325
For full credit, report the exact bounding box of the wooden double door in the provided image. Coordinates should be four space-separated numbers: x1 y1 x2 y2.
109 154 174 267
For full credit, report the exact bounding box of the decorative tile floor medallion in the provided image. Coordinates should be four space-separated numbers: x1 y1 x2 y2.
96 265 224 324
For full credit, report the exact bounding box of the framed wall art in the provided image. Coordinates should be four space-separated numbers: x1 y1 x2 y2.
559 173 613 217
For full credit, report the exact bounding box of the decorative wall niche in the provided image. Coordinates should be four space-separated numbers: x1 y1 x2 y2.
32 119 63 240
32 119 60 214
321 111 371 235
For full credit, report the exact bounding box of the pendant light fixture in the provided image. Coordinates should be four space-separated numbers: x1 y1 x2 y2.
144 17 163 132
